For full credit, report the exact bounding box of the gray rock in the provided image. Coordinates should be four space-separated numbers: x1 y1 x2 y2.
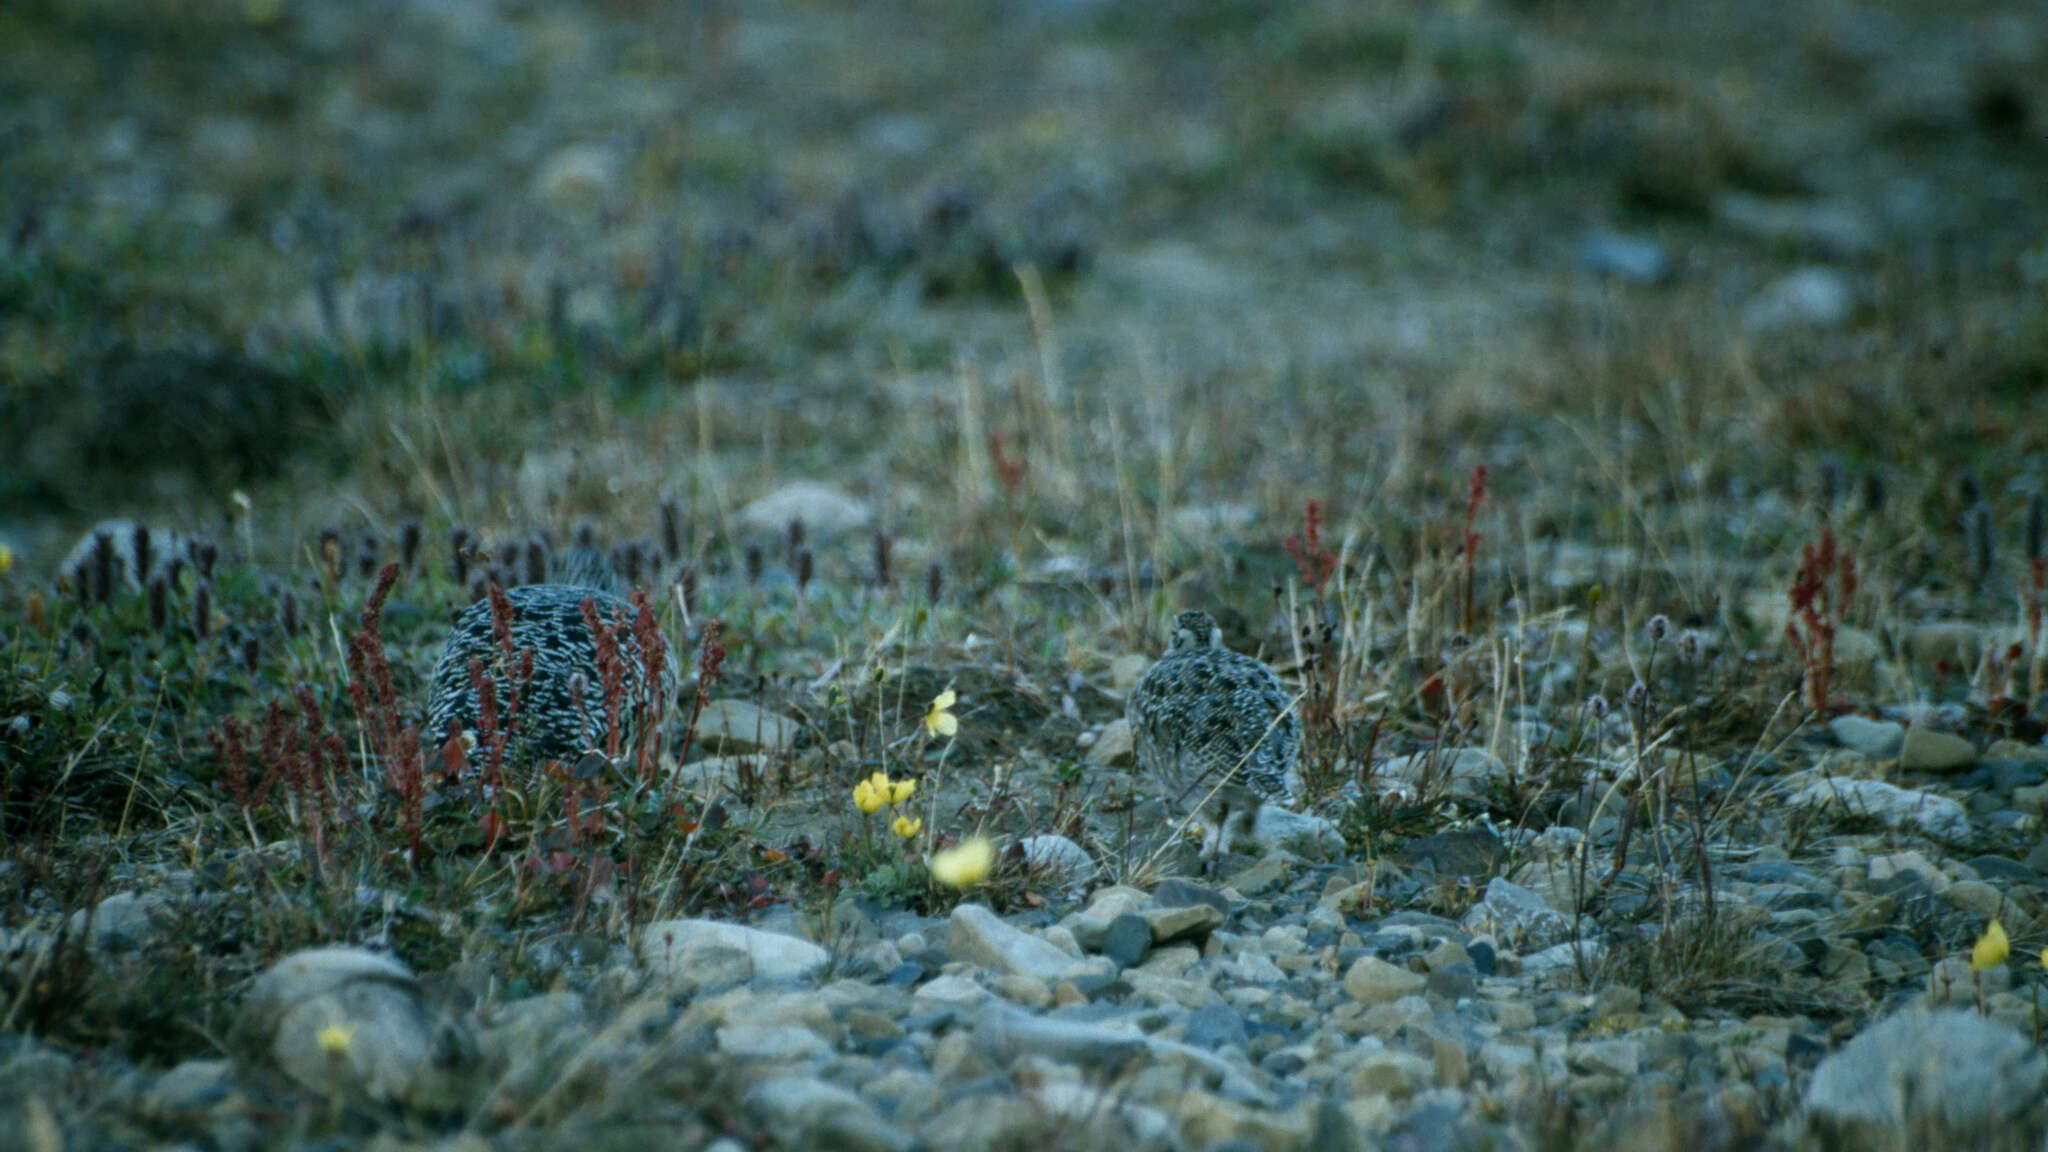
1786 775 1970 841
144 1058 235 1117
1829 715 1906 760
1109 655 1151 696
745 1074 911 1152
1717 193 1877 256
72 891 167 952
1520 939 1604 977
1744 266 1854 330
1248 806 1344 858
1102 913 1152 969
1572 1038 1643 1078
1143 902 1223 946
1460 878 1569 949
1182 1002 1249 1051
1395 828 1504 882
638 919 829 994
232 947 469 1107
738 482 873 538
1152 878 1230 914
719 1023 834 1062
1223 852 1290 896
1086 719 1135 767
947 904 1076 982
1899 726 1977 772
1578 230 1670 283
533 144 620 205
1016 834 1097 889
1343 956 1427 1005
1803 1008 2048 1143
972 1002 1271 1105
694 700 799 754
1380 748 1504 800
914 973 992 1006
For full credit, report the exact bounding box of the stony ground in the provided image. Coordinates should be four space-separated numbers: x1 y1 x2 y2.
5 0 2048 1148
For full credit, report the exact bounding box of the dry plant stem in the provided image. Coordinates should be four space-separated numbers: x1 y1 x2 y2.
115 678 167 840
343 563 427 870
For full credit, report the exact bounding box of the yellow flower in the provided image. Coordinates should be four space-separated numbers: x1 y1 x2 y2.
889 775 916 804
1971 919 2009 971
924 689 959 738
0 542 12 576
2040 946 2047 970
892 814 922 839
853 772 890 815
929 836 994 888
317 1024 353 1055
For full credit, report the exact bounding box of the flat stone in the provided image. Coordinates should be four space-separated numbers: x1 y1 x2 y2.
1395 828 1504 881
1905 622 1983 668
1744 266 1854 330
1016 834 1096 888
1224 853 1291 896
1248 807 1343 858
1082 885 1151 922
1899 727 1976 772
533 144 620 205
1380 748 1505 800
1153 878 1230 915
745 1074 910 1152
1143 903 1224 946
1351 1047 1436 1098
738 482 873 538
1343 956 1427 1005
1572 1038 1643 1078
1460 877 1569 950
694 700 799 754
1803 1008 2048 1142
1830 715 1906 760
1182 1002 1249 1051
639 919 828 994
1578 230 1670 283
1787 775 1970 841
233 947 468 1108
718 1023 833 1062
1943 880 2004 920
913 973 990 1006
72 891 167 952
1109 654 1151 696
1086 718 1134 766
947 903 1076 982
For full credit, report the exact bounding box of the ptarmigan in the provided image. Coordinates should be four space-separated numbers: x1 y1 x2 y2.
426 582 679 766
1127 609 1301 864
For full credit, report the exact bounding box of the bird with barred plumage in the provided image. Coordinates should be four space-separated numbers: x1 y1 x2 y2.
1127 609 1302 865
425 555 679 766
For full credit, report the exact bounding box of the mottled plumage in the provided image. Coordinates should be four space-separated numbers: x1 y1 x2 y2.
1127 610 1301 862
426 584 680 765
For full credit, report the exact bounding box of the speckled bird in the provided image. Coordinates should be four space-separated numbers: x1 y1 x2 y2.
426 582 680 766
1127 609 1301 863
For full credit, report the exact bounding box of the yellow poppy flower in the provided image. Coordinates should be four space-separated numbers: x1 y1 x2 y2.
889 776 916 804
930 836 994 888
924 689 959 738
853 772 890 815
892 814 922 839
317 1024 353 1055
0 543 13 576
1970 919 2009 971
